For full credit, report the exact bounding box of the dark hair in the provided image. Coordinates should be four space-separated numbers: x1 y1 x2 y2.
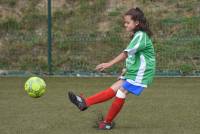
124 7 152 37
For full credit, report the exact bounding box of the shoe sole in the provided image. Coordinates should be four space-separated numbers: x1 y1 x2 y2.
68 92 78 106
68 91 87 111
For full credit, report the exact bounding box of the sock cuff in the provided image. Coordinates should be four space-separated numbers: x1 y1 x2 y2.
115 96 125 101
107 87 115 92
109 87 116 93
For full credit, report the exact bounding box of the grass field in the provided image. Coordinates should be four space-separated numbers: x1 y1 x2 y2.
0 77 200 134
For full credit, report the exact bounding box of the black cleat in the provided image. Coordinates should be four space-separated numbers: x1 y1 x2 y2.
68 91 88 111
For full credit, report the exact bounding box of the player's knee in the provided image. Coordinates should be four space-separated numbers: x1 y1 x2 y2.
116 88 128 99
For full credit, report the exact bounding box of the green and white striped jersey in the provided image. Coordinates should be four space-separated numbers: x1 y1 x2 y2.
124 31 156 87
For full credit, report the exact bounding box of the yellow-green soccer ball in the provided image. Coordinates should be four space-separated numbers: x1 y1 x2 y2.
24 77 46 98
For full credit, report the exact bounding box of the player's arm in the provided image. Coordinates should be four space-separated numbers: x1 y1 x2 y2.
95 51 127 72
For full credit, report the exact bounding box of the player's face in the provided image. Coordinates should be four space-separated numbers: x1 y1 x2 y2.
124 15 139 32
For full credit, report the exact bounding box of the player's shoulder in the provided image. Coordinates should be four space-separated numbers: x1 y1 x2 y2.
135 31 152 41
135 31 147 36
131 31 149 42
135 30 144 34
133 31 145 39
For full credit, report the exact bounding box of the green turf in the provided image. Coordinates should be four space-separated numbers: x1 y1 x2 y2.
0 77 200 134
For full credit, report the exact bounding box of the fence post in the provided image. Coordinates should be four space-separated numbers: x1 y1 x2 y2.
48 0 52 75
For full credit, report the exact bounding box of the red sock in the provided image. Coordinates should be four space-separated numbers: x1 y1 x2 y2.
85 88 116 107
104 97 125 123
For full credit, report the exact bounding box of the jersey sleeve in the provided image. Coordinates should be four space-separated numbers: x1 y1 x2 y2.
124 32 146 56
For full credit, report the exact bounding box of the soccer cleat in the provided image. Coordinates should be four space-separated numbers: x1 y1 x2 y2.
98 121 114 130
68 91 88 111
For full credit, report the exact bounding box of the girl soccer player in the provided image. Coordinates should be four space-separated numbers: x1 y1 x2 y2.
68 7 156 130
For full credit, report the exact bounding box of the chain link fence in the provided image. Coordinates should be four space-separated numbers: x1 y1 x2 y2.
0 0 200 76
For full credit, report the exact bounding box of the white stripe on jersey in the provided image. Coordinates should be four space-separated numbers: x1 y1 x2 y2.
135 54 146 83
126 54 147 88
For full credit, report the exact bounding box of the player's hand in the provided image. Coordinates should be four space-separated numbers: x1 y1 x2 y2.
95 63 112 72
